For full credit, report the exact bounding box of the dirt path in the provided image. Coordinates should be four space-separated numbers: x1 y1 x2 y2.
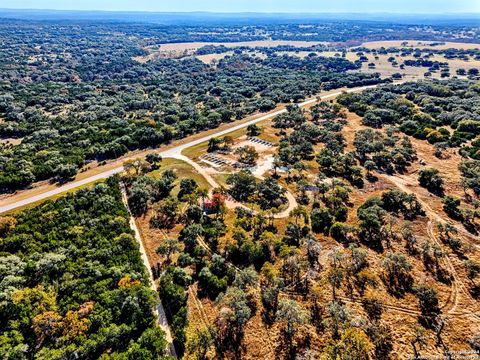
188 286 210 327
120 184 177 358
0 84 384 215
380 173 476 240
284 289 421 317
427 221 480 321
379 173 480 321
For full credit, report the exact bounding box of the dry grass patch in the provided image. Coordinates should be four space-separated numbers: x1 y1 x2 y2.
151 157 211 191
196 52 233 64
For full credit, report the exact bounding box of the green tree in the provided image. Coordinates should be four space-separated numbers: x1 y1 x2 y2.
207 137 222 152
235 145 259 166
180 224 204 253
217 287 252 340
362 295 384 322
178 178 198 200
145 153 162 170
276 299 309 338
156 238 181 264
414 285 441 328
186 326 215 360
311 207 333 235
464 260 480 285
246 124 261 137
257 177 287 210
381 252 413 295
418 168 444 194
442 195 462 220
325 328 373 360
128 186 152 216
151 197 180 229
54 164 78 182
328 248 345 300
233 267 259 290
226 170 257 202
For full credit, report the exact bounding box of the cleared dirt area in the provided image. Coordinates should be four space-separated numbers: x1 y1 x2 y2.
244 43 480 81
276 50 451 80
278 50 357 60
159 40 480 54
132 53 160 63
0 137 22 145
190 134 279 180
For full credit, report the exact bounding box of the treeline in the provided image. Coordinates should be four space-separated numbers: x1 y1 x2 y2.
0 24 385 192
0 177 167 359
195 44 339 56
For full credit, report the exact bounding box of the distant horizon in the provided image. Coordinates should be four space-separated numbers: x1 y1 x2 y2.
2 0 479 14
1 8 480 15
2 8 479 26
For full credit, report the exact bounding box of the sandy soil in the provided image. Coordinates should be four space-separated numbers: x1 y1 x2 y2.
251 154 274 178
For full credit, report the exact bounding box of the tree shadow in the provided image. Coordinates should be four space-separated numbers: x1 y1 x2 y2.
366 173 378 183
470 285 480 299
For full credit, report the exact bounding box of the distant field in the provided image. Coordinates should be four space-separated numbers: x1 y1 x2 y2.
158 40 327 51
158 40 480 55
276 51 357 60
196 52 233 64
271 48 480 81
360 40 480 50
354 53 480 81
135 40 480 64
134 40 328 62
196 50 268 64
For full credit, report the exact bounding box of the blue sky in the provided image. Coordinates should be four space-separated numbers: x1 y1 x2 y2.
3 0 479 13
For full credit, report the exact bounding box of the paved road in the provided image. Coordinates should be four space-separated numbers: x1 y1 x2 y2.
0 84 378 214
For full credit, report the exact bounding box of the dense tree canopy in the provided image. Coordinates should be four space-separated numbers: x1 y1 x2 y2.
0 20 386 191
0 177 167 358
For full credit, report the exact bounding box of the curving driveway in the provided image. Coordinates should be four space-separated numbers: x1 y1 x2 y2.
171 154 297 218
